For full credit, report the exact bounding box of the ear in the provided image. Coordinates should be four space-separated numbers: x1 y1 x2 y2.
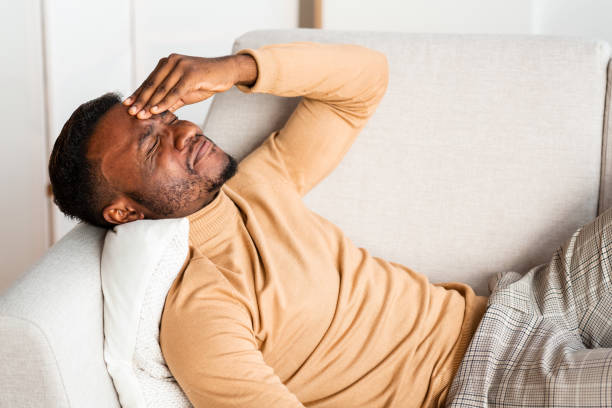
102 196 145 225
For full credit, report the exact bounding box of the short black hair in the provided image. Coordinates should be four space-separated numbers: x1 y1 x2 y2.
49 92 121 229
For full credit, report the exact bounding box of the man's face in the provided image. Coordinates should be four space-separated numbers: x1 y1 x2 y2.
87 103 236 224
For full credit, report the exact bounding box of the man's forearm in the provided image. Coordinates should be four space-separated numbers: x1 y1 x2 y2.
123 52 260 118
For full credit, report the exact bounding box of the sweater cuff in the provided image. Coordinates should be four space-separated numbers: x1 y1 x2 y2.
235 48 279 94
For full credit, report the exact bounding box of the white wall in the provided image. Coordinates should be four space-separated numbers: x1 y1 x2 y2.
0 0 49 293
532 0 612 42
323 0 532 34
323 0 612 49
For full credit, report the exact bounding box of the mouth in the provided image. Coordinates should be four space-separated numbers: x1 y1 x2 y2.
191 136 211 168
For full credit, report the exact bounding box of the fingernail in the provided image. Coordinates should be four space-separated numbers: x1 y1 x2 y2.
151 105 158 112
123 97 132 105
129 106 137 114
137 110 146 118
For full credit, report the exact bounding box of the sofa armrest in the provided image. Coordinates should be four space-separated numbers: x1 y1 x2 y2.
0 223 120 408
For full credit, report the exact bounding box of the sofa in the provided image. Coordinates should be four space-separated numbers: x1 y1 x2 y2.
2 28 611 407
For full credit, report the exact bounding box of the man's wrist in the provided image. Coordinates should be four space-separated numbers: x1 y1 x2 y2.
233 54 258 87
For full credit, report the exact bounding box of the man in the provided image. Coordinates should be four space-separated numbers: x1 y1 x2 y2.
48 42 611 407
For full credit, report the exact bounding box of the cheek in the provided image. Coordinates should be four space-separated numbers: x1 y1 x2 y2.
101 152 142 192
145 154 199 196
154 151 188 176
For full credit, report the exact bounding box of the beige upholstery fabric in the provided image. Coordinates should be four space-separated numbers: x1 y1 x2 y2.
0 224 120 408
1 30 611 407
205 30 611 295
0 317 69 408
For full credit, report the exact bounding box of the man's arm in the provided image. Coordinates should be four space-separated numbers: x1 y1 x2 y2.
123 42 389 195
122 53 258 118
234 42 389 196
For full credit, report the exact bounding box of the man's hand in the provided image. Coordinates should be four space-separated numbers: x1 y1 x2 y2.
123 53 258 119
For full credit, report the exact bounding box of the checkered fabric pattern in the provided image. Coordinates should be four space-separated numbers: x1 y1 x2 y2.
446 206 612 407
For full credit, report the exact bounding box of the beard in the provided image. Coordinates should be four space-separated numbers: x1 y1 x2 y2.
205 153 238 193
127 153 238 218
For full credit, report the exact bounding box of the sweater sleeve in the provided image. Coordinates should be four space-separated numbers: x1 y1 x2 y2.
234 42 388 196
160 251 305 408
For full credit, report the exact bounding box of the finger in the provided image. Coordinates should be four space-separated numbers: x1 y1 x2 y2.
150 80 188 114
168 99 185 113
142 67 184 116
124 75 154 111
122 85 142 107
122 95 134 106
130 56 178 116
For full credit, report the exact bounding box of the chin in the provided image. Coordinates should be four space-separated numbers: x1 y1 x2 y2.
202 149 238 192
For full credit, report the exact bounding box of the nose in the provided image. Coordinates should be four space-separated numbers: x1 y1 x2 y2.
173 124 198 151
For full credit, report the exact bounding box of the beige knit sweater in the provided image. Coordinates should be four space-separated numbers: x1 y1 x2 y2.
160 42 488 408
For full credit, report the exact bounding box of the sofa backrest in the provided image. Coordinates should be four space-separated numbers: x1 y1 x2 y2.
1 29 611 408
205 29 612 295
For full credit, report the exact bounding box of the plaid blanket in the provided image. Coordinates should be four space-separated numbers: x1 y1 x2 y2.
446 206 612 407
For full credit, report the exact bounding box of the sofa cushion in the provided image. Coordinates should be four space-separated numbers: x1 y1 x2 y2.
101 218 192 408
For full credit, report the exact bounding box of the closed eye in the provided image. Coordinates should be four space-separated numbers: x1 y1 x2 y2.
146 134 159 159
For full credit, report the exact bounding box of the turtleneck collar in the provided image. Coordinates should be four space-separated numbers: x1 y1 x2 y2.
187 186 237 245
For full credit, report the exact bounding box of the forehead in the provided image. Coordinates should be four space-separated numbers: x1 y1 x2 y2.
87 103 141 159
